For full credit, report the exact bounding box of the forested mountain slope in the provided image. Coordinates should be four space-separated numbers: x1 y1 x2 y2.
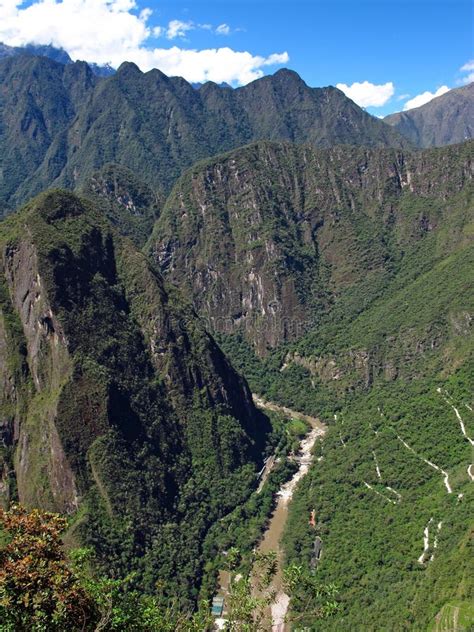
149 140 473 354
0 190 270 602
0 55 408 216
205 141 473 629
280 242 474 629
0 46 472 627
385 82 474 147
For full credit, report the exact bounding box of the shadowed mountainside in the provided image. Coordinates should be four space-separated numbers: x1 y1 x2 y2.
0 189 270 602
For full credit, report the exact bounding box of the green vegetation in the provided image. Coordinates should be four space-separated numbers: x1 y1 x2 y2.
0 55 472 628
428 601 474 632
0 55 407 216
199 409 301 594
0 504 342 631
0 190 270 607
0 504 214 631
177 141 473 628
150 139 472 354
282 365 474 630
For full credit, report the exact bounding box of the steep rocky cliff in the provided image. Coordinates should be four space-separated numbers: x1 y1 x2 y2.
149 140 473 354
77 163 163 247
0 190 269 599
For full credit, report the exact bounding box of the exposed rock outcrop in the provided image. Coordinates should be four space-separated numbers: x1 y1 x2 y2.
149 140 473 353
0 190 270 595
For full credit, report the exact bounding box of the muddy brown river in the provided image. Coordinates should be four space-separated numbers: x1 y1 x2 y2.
253 397 327 631
214 397 326 631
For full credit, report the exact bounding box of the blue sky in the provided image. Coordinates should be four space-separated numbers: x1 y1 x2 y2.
1 0 473 115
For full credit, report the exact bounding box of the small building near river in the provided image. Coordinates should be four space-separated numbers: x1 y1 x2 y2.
212 596 225 617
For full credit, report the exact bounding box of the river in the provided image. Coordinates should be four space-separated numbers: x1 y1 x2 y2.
252 397 327 631
213 396 326 631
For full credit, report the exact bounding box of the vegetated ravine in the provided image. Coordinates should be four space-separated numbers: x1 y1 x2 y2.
0 50 472 631
254 399 326 632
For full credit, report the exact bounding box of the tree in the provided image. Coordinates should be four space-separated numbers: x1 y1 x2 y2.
283 564 339 624
0 504 98 631
0 505 214 632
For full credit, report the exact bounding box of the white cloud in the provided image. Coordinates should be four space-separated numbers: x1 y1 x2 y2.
0 0 288 85
216 23 230 35
402 85 450 110
336 80 395 107
166 19 194 40
458 60 474 85
133 48 289 85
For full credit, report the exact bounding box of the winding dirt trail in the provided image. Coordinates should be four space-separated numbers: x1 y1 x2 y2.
418 518 433 564
397 435 452 494
437 388 474 446
468 464 474 482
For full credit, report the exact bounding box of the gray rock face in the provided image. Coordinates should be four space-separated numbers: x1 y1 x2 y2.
149 140 473 354
384 83 474 147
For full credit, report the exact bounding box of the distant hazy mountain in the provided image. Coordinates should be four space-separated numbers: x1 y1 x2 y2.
384 82 474 147
191 81 233 89
0 41 115 76
0 55 409 216
0 42 72 64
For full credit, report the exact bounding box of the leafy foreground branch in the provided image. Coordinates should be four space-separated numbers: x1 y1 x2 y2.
0 506 340 631
283 564 339 623
0 505 212 632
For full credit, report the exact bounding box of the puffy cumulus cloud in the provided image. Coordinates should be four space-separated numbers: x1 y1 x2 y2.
0 0 288 85
131 48 289 85
402 85 450 110
336 80 395 107
166 19 194 40
1 0 152 59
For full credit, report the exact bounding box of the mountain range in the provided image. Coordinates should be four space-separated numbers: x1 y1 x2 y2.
0 54 407 216
1 49 472 222
0 47 473 630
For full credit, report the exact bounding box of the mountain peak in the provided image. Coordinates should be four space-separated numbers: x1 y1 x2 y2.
385 81 474 147
272 67 307 84
116 61 142 76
